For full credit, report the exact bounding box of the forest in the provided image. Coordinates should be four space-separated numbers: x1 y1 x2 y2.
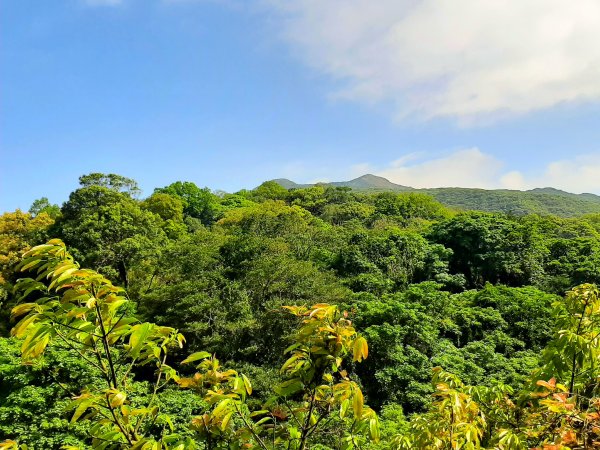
1 172 600 449
273 174 600 217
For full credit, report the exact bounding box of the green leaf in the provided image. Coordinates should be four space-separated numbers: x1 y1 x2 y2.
352 388 363 418
128 323 153 358
220 411 233 431
71 400 92 423
110 391 126 408
369 418 380 442
340 398 350 418
241 373 252 395
212 398 232 418
274 379 304 397
181 351 211 365
352 336 368 363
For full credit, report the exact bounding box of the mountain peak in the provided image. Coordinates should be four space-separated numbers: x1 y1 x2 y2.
354 173 387 181
271 174 413 191
335 174 412 190
349 173 397 184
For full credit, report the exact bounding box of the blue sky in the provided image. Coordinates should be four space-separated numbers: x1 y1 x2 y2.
2 0 600 212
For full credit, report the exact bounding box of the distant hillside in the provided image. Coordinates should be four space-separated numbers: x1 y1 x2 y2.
271 179 311 189
270 175 600 217
272 174 413 191
329 174 413 191
422 187 600 217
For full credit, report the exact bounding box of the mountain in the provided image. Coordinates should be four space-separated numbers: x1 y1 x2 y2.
270 175 600 217
422 187 600 217
329 174 413 191
271 178 309 189
271 174 412 191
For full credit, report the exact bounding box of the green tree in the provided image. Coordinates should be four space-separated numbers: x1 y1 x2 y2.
55 186 166 288
178 303 379 450
155 181 222 225
373 192 451 224
10 239 188 448
7 240 380 450
0 336 101 448
29 197 61 219
250 181 290 202
141 193 184 222
0 210 54 335
429 212 544 288
78 173 141 197
288 186 328 215
333 228 456 293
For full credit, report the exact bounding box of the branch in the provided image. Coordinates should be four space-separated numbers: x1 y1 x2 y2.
54 328 105 374
94 289 118 389
105 392 134 446
233 402 270 450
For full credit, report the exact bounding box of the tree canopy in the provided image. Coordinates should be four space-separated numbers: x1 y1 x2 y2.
3 172 600 449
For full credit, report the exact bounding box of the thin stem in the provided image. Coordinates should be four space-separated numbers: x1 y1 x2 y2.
144 271 157 295
106 310 130 335
135 352 167 436
306 407 333 439
48 371 77 397
299 388 317 450
282 398 304 430
570 298 590 395
105 392 134 446
233 402 270 450
94 288 118 388
120 358 138 388
46 315 102 339
54 328 105 374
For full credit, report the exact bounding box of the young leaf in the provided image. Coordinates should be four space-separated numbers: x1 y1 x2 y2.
181 351 211 365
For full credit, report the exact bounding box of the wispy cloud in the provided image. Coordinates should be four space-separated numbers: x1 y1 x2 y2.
267 0 600 123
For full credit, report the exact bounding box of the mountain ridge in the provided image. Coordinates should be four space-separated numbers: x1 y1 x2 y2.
268 174 600 217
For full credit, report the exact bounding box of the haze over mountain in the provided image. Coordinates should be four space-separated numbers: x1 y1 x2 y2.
271 174 600 217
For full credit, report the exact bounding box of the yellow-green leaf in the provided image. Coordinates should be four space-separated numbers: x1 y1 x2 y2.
352 388 364 418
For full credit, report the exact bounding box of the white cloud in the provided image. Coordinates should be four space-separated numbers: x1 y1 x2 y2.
501 154 600 193
267 0 600 121
376 148 505 189
370 149 600 193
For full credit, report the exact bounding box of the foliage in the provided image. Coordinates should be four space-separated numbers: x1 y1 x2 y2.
372 192 451 224
4 172 600 449
0 209 54 335
424 187 600 217
178 303 378 450
270 177 600 217
251 182 290 203
79 173 141 198
29 197 61 219
10 240 188 448
0 336 95 448
429 212 545 288
55 185 166 287
5 241 379 450
393 283 600 449
155 181 222 225
0 210 54 285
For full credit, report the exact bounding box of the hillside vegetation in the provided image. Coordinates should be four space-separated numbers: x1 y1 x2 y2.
2 173 600 449
274 174 600 217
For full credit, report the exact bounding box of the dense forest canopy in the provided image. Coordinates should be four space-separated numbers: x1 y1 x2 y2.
1 172 600 449
274 174 600 217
